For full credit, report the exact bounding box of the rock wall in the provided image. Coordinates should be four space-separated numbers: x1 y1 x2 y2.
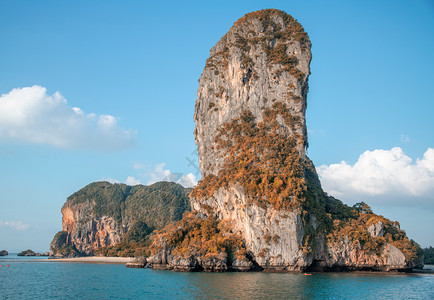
191 184 308 270
147 9 421 272
50 181 191 257
194 9 310 177
189 8 311 270
60 201 123 255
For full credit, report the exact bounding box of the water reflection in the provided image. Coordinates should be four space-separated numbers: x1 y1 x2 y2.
186 272 333 299
182 271 433 299
0 262 432 299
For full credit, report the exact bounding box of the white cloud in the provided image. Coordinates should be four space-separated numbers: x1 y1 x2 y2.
147 163 173 184
0 85 135 150
317 147 434 207
0 220 30 230
177 173 198 188
98 177 120 184
146 163 197 187
98 163 198 188
125 176 141 186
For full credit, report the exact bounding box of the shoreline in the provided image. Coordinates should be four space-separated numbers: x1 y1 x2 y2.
36 256 134 264
3 256 433 274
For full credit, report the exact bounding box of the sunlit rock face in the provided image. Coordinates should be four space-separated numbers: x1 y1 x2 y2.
189 9 314 270
194 9 311 178
49 181 191 257
187 9 420 271
138 9 422 272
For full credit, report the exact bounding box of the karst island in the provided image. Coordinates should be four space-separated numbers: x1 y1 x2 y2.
50 9 423 272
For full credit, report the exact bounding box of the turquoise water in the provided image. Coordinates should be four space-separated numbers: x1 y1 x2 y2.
0 257 433 299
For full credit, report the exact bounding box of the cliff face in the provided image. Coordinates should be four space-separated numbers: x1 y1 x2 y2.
148 9 422 271
191 10 311 269
194 9 310 178
50 181 190 257
59 201 122 255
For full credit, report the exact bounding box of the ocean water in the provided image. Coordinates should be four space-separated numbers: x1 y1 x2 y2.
0 256 433 299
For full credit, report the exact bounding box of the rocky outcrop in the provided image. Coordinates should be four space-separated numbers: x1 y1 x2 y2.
324 238 406 271
17 249 36 256
60 204 122 255
0 250 8 256
194 10 310 178
126 256 148 268
50 181 191 257
193 184 307 270
148 9 422 272
368 221 385 238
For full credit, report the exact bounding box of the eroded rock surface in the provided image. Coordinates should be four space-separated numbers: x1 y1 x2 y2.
50 181 190 257
148 9 422 272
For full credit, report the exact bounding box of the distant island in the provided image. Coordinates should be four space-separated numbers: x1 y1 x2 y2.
49 9 423 272
17 249 49 256
0 250 8 256
49 181 190 258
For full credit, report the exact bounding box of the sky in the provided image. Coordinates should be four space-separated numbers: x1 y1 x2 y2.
0 0 433 252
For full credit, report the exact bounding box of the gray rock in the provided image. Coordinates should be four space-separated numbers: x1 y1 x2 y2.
368 221 385 238
192 9 312 270
149 9 417 272
231 258 254 271
17 249 36 256
194 10 310 178
126 256 147 268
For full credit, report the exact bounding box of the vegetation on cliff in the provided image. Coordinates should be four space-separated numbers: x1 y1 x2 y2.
153 8 422 270
50 181 191 257
94 220 155 257
68 181 191 230
234 9 310 51
190 101 420 265
150 211 247 262
191 102 306 211
205 9 310 83
324 202 421 262
301 161 420 263
50 9 422 270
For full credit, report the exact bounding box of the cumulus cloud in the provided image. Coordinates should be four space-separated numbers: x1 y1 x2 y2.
177 173 198 188
146 163 198 188
97 163 198 188
98 177 121 184
317 147 434 207
0 220 30 230
125 176 141 186
0 85 135 150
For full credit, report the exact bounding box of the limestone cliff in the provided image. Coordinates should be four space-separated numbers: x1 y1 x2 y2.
50 181 190 257
148 9 422 272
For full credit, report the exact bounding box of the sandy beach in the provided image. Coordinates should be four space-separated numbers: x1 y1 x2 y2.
43 256 134 264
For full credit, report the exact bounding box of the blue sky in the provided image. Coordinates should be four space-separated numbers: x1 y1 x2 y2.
0 0 433 252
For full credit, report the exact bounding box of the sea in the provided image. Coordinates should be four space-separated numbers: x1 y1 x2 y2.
1 254 433 299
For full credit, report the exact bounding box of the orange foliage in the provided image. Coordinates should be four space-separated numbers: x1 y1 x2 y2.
328 204 421 262
149 212 247 260
191 102 306 211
